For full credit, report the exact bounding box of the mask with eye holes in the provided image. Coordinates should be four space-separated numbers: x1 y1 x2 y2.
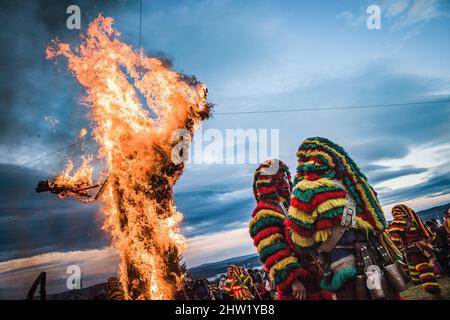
253 159 293 206
294 137 387 231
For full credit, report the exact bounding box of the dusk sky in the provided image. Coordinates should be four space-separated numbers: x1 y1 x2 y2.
1 0 450 298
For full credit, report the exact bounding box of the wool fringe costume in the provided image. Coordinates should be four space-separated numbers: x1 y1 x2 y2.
249 138 404 300
222 265 253 300
249 159 334 300
387 204 441 296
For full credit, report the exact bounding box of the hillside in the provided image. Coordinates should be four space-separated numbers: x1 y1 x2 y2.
416 203 450 222
188 254 261 279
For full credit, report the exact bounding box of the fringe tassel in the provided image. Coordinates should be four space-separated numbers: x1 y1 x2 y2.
320 266 358 291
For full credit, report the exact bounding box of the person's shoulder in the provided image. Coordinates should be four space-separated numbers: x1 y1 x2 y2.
252 201 283 216
290 177 347 212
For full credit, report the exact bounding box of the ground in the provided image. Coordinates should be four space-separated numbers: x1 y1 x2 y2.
401 276 450 300
45 276 450 300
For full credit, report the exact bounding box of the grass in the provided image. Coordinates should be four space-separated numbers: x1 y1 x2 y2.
401 276 450 300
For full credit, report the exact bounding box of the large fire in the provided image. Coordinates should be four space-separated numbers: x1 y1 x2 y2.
44 16 211 299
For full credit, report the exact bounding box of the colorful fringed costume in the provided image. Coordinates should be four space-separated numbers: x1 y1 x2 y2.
284 137 401 299
387 204 441 295
223 265 253 300
249 159 334 300
445 210 450 246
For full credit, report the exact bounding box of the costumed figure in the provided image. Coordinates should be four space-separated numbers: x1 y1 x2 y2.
388 204 442 298
249 159 334 300
223 265 253 300
285 137 405 300
427 219 450 276
445 209 450 249
182 275 196 300
217 275 227 300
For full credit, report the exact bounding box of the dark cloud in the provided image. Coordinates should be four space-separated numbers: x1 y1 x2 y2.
338 64 450 147
0 0 219 262
361 164 389 173
174 164 258 237
176 189 254 237
0 0 132 159
349 139 410 162
0 0 74 146
367 166 428 185
275 62 450 149
379 171 450 204
0 1 138 262
0 164 108 262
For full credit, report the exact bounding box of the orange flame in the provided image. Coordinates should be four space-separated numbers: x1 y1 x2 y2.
50 155 94 199
46 15 210 299
79 128 88 139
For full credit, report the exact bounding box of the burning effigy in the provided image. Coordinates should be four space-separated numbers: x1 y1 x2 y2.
37 15 211 299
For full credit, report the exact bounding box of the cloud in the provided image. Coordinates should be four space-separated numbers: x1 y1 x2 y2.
385 0 411 17
382 193 450 218
0 225 258 299
368 166 428 184
0 0 130 172
176 188 254 237
373 143 450 169
337 0 449 30
208 189 252 203
0 246 118 299
0 164 109 262
183 227 254 267
390 0 443 27
368 142 450 206
362 164 389 173
0 226 257 299
379 170 450 204
350 139 410 162
336 10 366 28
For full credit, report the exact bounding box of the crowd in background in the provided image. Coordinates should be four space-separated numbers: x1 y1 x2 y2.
426 209 450 276
183 268 276 300
183 209 450 300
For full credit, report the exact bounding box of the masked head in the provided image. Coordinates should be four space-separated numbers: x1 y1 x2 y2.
253 159 292 204
392 204 433 239
294 137 387 231
227 265 240 278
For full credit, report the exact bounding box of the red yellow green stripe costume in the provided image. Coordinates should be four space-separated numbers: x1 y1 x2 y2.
223 265 253 300
249 159 333 300
285 138 401 298
249 139 402 299
387 204 441 295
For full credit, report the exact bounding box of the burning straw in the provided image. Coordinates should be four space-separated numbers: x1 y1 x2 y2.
41 15 211 299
